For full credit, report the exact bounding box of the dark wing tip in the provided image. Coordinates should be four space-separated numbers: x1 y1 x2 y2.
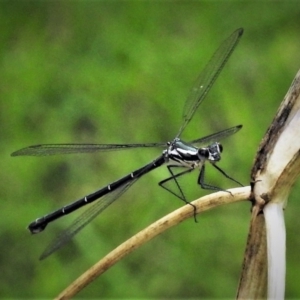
11 145 41 157
11 150 23 157
236 28 244 36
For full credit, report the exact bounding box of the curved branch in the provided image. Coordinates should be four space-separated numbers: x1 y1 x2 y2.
55 186 250 300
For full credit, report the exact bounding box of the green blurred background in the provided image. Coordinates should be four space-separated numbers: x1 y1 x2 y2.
1 1 300 298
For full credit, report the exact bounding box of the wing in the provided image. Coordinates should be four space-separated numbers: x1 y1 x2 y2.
189 124 242 147
38 154 165 259
39 172 139 259
176 28 243 138
11 142 167 156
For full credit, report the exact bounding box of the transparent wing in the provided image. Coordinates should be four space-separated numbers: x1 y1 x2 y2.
177 28 243 138
11 29 243 158
189 124 242 147
11 142 167 156
39 175 139 260
38 155 164 260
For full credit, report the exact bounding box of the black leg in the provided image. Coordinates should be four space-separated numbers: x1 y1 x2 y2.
211 163 243 187
159 165 193 201
198 164 228 192
159 165 198 222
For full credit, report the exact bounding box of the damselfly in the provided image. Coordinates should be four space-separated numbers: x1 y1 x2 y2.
12 28 244 259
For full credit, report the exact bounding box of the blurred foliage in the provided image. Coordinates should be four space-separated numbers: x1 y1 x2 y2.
1 1 300 298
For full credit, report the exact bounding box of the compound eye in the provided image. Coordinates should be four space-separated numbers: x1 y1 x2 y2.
198 148 209 158
219 144 223 153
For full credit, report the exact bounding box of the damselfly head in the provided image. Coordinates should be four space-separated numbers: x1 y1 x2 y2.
218 143 223 153
198 142 222 162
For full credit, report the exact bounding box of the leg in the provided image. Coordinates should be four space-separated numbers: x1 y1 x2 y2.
159 165 198 222
212 163 243 187
159 165 193 201
198 164 228 192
